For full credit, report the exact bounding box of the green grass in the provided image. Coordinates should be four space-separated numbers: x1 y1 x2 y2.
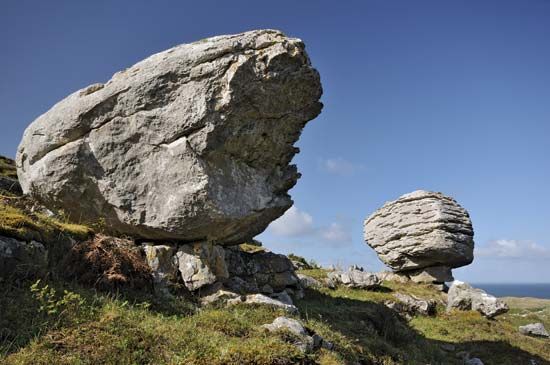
2 273 548 365
0 198 548 365
0 199 93 244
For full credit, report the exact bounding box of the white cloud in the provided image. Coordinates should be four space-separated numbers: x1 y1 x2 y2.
319 222 352 243
320 158 363 175
476 239 550 260
268 206 314 237
267 206 352 245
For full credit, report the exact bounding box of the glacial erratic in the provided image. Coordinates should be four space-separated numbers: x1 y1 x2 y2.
16 29 323 244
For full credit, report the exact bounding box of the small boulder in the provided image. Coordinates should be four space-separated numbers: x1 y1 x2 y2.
446 281 508 318
327 268 381 289
519 323 550 338
261 316 331 353
176 243 227 291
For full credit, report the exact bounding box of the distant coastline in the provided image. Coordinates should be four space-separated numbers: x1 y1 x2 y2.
473 283 550 299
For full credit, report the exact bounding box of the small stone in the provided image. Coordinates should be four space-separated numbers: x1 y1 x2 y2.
262 316 308 337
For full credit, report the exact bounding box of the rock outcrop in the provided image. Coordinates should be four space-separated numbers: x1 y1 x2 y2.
16 29 323 244
446 281 508 318
364 190 474 284
143 242 301 300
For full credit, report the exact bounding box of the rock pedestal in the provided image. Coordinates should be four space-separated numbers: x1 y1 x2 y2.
142 242 301 299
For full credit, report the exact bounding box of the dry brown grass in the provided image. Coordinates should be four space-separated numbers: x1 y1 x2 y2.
62 234 152 291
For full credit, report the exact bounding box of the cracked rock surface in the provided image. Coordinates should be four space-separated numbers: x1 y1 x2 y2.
16 29 323 243
364 190 474 272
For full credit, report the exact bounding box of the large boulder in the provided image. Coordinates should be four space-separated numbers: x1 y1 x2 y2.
364 190 474 276
16 29 323 244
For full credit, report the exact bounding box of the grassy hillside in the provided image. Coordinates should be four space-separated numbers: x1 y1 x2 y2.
1 270 549 364
0 181 549 364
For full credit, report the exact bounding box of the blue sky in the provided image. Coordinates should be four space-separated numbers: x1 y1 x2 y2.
2 0 549 282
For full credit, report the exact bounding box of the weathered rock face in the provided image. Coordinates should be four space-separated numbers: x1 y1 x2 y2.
364 190 474 273
17 29 323 244
143 242 300 297
446 281 509 318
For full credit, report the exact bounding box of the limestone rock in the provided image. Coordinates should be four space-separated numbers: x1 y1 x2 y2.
327 268 381 289
142 244 177 295
200 289 242 306
364 190 474 272
261 316 330 353
17 29 323 244
239 293 298 313
385 293 436 318
297 273 321 288
176 243 228 291
518 323 549 338
262 316 308 337
446 281 508 318
224 246 299 292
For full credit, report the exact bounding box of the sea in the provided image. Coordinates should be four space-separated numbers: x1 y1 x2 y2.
472 283 550 299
